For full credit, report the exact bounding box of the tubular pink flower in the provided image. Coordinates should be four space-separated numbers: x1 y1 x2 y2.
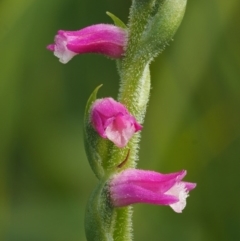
91 98 142 148
47 24 128 63
109 169 196 213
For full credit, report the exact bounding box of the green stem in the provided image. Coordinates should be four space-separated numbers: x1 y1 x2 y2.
109 3 153 239
113 207 133 241
84 1 188 240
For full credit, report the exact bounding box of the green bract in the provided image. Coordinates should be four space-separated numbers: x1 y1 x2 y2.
84 85 132 178
85 177 133 241
85 179 114 241
83 85 108 179
126 0 187 62
106 12 127 29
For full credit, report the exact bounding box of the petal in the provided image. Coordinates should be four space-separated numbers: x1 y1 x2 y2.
134 120 143 132
92 98 127 119
91 109 107 138
47 24 127 62
105 115 135 147
66 24 127 58
111 169 186 193
53 33 77 63
166 182 194 213
91 98 142 147
46 44 55 51
182 182 197 191
110 183 179 207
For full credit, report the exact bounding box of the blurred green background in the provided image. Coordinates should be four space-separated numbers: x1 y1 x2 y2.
1 0 240 240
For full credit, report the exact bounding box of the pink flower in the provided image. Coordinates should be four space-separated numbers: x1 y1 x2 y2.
109 169 196 213
47 24 128 63
91 98 142 148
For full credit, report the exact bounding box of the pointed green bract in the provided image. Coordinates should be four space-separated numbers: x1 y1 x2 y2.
106 11 127 29
83 85 110 179
85 179 115 241
84 85 103 118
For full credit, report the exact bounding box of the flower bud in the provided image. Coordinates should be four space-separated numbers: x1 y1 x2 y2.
91 98 142 148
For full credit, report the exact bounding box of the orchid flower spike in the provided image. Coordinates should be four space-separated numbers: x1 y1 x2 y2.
91 98 142 148
110 169 196 213
47 24 128 64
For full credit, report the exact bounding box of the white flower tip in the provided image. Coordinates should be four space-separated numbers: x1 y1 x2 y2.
53 36 77 64
105 121 135 148
54 48 76 64
167 183 189 213
105 127 127 148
